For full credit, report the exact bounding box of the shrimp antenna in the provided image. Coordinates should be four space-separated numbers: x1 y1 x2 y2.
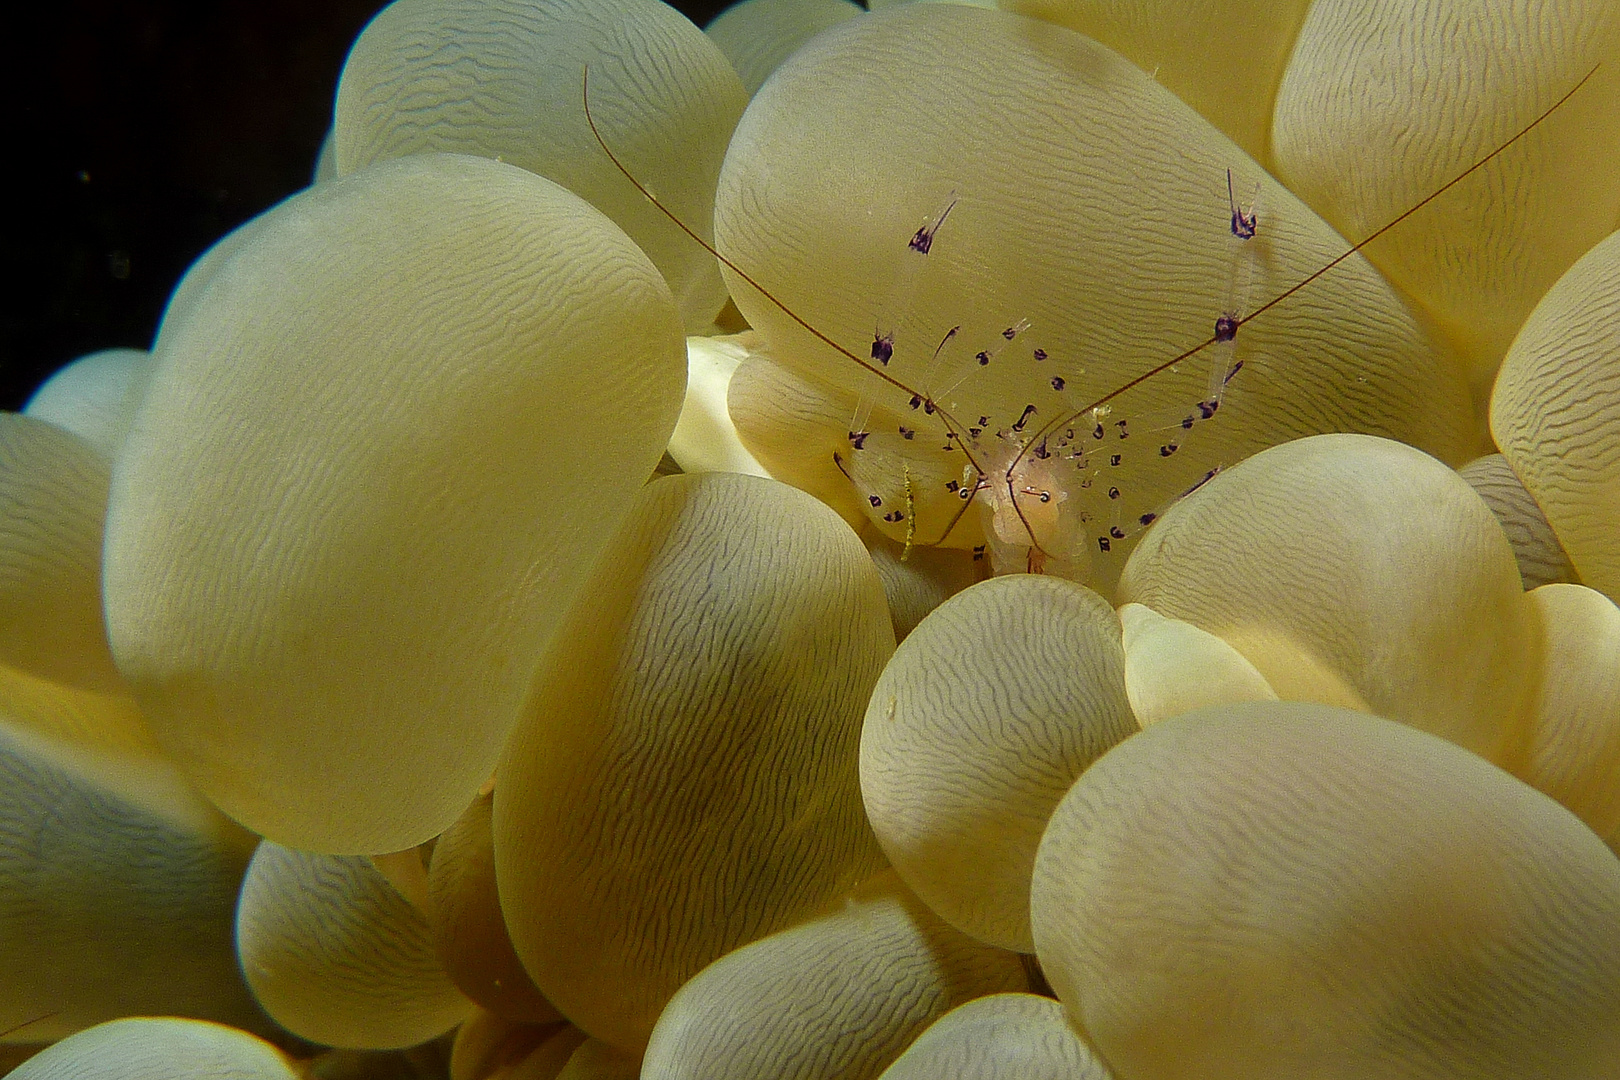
1012 61 1602 493
581 66 991 543
0 1011 57 1039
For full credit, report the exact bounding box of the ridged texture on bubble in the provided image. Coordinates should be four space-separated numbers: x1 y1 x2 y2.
1272 0 1620 385
0 717 265 1042
1516 584 1620 848
704 0 862 95
861 575 1135 952
0 663 158 777
9 1018 297 1080
877 993 1113 1080
642 871 1028 1080
716 3 1470 573
1116 433 1533 762
0 415 121 693
998 0 1311 163
557 1040 642 1080
104 153 685 854
1459 453 1578 589
1030 701 1620 1080
334 0 748 331
22 348 151 461
151 213 269 354
428 793 562 1024
1492 227 1620 604
237 841 473 1050
1119 601 1276 727
496 472 893 1049
862 524 983 642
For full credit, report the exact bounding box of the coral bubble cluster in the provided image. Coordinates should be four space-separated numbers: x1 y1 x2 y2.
4 0 1620 1077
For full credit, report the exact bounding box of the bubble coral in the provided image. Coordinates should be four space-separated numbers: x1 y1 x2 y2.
103 152 686 854
1031 700 1620 1079
860 573 1135 952
496 471 891 1049
21 348 150 462
7 1018 298 1080
236 840 474 1050
640 870 1028 1080
334 0 749 331
876 993 1113 1080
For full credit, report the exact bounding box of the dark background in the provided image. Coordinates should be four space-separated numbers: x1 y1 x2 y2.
4 0 736 412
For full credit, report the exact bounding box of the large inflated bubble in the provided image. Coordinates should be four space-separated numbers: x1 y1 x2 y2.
641 871 1028 1080
496 472 892 1049
237 841 474 1050
1492 226 1620 604
716 2 1472 585
104 152 685 854
0 716 266 1042
9 1018 297 1080
1031 701 1620 1079
335 0 748 331
877 993 1113 1080
1117 433 1534 762
861 574 1135 951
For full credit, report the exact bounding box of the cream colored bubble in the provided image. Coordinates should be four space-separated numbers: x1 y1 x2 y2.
8 1018 297 1080
237 841 474 1050
861 574 1136 952
1458 453 1578 590
1118 601 1275 727
877 993 1113 1080
429 792 562 1024
335 0 747 331
861 522 982 641
1117 433 1533 762
998 0 1312 164
642 871 1029 1080
1273 0 1620 388
0 717 265 1043
22 348 151 461
669 335 771 476
1515 583 1620 848
1492 226 1620 604
497 472 892 1049
716 2 1471 580
0 415 121 693
557 1040 642 1080
104 153 685 854
1031 701 1620 1079
705 0 863 95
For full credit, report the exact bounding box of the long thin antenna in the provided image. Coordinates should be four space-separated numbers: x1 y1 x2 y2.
0 1011 57 1040
582 66 991 544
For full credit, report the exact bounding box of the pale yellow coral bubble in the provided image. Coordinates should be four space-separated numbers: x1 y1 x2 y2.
237 841 474 1050
334 0 748 331
641 870 1029 1080
1117 433 1533 762
1030 701 1620 1079
1492 227 1620 604
996 0 1312 164
8 1018 297 1080
496 472 892 1049
716 3 1470 577
22 348 151 461
1458 453 1578 590
557 1040 642 1080
860 522 983 641
704 0 863 95
877 993 1113 1080
0 662 156 759
1118 601 1275 727
1515 583 1620 848
0 717 265 1043
429 792 562 1024
861 574 1136 952
669 335 771 476
104 153 685 854
0 415 122 693
1272 0 1620 389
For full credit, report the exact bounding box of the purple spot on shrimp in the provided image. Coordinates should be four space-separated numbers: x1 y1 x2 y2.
871 333 894 365
848 431 868 450
899 426 915 440
1160 443 1179 457
1110 526 1126 539
1139 512 1157 526
1033 348 1048 361
1108 486 1120 500
1098 536 1112 552
1215 314 1239 342
869 494 883 507
976 351 991 366
909 395 923 410
1050 376 1065 391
